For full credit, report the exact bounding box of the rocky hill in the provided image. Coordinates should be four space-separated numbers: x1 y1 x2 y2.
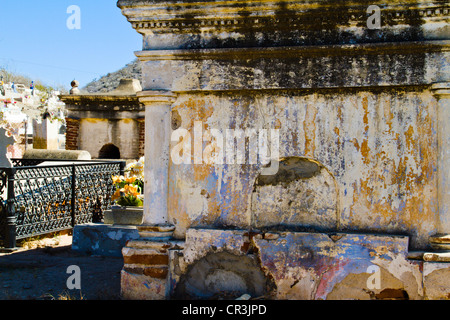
83 59 142 93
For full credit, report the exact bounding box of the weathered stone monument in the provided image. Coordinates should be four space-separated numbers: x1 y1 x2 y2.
60 79 145 159
117 0 450 299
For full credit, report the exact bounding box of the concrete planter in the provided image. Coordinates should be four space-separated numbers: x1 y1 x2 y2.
103 206 144 226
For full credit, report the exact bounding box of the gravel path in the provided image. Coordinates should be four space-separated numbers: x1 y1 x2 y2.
0 234 123 300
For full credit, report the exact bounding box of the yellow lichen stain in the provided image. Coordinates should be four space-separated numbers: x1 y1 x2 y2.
373 245 389 256
360 140 370 164
275 118 282 129
348 93 437 247
361 96 371 165
84 118 107 124
383 96 394 134
316 241 348 257
351 138 360 151
32 137 47 149
177 96 214 131
304 104 317 158
175 96 215 182
404 125 415 150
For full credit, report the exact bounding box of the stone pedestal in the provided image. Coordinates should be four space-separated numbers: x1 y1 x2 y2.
120 225 178 300
72 223 140 257
103 207 144 226
33 118 59 150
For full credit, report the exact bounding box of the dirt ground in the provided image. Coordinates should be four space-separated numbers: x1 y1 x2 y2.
0 232 124 300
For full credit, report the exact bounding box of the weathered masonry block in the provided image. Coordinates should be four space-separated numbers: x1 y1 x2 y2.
117 0 450 299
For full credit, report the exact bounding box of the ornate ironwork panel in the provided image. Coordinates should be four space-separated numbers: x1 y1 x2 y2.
10 159 46 167
74 162 122 225
12 166 74 239
0 161 125 245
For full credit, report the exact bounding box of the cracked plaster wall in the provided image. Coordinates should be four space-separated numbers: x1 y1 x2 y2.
168 90 439 250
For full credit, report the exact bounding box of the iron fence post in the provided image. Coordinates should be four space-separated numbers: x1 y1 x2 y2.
120 161 126 176
71 165 76 227
5 168 17 250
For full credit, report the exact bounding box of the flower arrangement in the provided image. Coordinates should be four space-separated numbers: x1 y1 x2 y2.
111 157 145 207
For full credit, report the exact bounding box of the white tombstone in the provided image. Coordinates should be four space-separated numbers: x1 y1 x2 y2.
0 127 14 167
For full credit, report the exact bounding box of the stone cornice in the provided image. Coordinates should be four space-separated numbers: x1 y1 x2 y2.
118 0 449 49
60 94 139 102
60 94 144 113
118 0 449 33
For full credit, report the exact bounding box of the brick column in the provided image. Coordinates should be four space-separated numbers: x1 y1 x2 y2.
121 225 177 300
65 118 80 151
137 118 145 158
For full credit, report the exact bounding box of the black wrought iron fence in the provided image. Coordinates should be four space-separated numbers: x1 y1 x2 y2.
0 160 126 249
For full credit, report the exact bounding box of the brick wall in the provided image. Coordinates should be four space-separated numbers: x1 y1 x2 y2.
65 118 80 150
138 118 145 158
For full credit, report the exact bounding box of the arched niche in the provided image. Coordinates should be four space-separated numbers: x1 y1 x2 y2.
251 157 339 232
98 143 121 159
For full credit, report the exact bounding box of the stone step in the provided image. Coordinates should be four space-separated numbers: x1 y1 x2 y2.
137 224 176 239
122 247 169 266
124 239 183 251
423 252 450 262
138 231 174 239
137 224 176 233
122 265 168 279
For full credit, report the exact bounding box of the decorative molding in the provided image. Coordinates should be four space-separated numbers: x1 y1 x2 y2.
118 0 449 33
431 82 450 98
137 90 177 105
134 40 450 61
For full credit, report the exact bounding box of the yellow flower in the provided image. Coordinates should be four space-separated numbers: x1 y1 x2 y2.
127 185 140 197
125 176 137 184
111 190 121 201
120 185 140 197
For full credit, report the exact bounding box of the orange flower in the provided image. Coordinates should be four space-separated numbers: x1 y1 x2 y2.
125 176 137 184
120 185 140 197
111 189 121 201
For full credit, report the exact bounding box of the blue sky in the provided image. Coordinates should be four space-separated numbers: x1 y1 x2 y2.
0 1 142 90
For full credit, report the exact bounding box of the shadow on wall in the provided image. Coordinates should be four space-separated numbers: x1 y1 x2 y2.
251 157 340 232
